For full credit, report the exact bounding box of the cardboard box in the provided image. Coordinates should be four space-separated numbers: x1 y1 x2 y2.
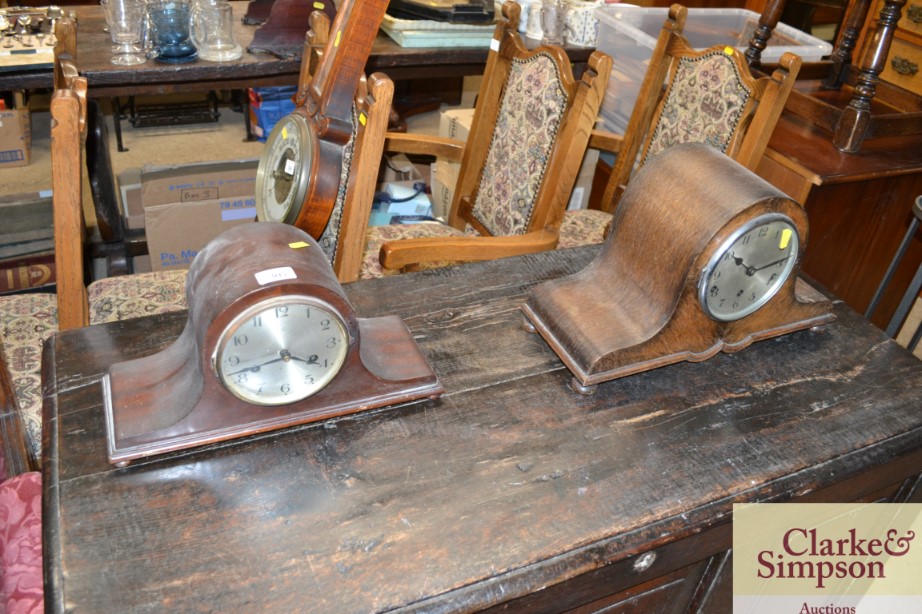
118 168 144 230
439 108 475 141
141 159 258 208
142 160 259 272
145 196 257 271
567 147 600 211
0 107 31 168
430 159 460 221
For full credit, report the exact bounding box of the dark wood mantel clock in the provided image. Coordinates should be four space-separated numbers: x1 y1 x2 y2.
102 223 443 466
254 0 387 238
522 143 836 394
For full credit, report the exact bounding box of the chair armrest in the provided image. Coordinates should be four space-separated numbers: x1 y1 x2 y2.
587 129 625 155
384 132 466 162
379 228 559 271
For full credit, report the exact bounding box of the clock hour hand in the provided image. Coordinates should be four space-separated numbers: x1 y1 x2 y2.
730 252 757 277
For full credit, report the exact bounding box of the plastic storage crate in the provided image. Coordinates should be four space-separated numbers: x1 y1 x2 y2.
596 6 832 134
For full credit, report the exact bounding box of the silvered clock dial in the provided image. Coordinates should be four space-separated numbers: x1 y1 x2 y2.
698 214 800 322
214 295 348 405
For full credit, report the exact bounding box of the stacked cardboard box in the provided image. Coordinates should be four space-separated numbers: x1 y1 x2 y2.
136 159 259 271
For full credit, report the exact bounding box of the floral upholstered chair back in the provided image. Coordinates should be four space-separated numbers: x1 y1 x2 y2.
469 53 569 237
641 49 755 166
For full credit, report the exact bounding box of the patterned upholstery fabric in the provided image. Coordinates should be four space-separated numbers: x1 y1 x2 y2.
0 294 58 462
559 209 612 248
318 108 358 266
644 51 751 164
362 222 469 278
0 471 43 614
472 53 568 236
87 270 189 325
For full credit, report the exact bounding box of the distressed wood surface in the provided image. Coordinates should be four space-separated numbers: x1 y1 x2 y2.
43 246 922 612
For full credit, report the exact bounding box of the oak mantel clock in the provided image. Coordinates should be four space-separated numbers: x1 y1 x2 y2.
254 0 387 238
102 223 443 466
522 143 835 394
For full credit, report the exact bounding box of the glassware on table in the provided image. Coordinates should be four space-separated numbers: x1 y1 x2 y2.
191 1 242 62
107 0 147 65
540 0 566 45
146 0 198 63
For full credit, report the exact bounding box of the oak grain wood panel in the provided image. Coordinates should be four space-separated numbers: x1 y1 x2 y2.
42 246 922 613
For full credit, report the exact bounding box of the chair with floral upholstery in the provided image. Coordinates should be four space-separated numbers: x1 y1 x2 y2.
366 1 612 275
0 16 393 467
0 346 43 613
557 3 802 249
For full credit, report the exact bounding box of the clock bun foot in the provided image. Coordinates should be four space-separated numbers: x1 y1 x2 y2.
570 377 597 396
522 316 537 334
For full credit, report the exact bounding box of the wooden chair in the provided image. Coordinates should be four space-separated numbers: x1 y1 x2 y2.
0 352 43 613
364 1 612 274
558 4 802 249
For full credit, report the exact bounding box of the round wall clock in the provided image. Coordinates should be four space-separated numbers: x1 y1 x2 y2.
102 222 443 466
256 113 315 225
522 143 835 394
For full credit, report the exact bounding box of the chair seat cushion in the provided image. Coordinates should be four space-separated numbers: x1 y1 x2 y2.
88 270 189 325
362 222 469 279
0 294 58 463
0 471 43 614
559 209 612 249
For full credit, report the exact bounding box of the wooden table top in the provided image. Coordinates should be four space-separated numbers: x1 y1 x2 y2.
4 3 594 94
42 245 922 612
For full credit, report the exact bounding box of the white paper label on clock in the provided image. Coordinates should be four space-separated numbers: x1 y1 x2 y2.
283 159 297 176
255 266 297 285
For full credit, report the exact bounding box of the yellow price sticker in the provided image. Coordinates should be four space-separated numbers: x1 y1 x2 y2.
313 1 324 8
779 228 792 250
723 46 734 56
334 30 341 47
359 112 367 126
288 241 310 249
281 126 288 139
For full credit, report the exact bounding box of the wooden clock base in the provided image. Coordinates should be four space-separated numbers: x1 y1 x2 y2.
522 143 836 395
522 278 834 394
103 315 442 466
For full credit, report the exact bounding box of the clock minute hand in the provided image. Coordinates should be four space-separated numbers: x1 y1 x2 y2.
752 256 791 273
225 350 299 377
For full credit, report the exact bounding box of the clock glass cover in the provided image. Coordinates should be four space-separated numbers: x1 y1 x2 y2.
214 295 349 405
256 113 314 224
699 213 800 322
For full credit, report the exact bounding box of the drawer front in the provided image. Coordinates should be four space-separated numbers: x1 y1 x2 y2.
900 2 922 38
882 37 922 95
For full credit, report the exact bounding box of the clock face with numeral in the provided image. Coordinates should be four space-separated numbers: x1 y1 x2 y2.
698 213 800 322
213 295 349 405
256 113 315 224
